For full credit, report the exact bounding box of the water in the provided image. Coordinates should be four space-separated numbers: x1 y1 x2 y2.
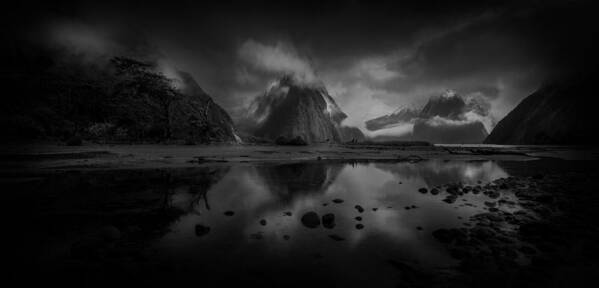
146 160 515 286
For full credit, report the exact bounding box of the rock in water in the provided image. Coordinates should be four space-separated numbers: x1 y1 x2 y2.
329 234 345 241
195 224 210 237
301 212 321 228
322 213 336 229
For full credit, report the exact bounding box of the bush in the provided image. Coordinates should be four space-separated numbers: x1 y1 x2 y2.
87 123 116 139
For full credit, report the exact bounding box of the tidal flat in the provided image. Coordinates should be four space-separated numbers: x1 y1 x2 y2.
2 144 599 287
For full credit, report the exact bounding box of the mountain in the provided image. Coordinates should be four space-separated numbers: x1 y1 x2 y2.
419 90 467 119
484 79 594 145
1 52 239 143
243 76 364 143
365 106 420 131
363 90 488 144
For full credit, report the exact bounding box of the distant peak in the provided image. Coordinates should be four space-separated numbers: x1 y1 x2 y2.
440 89 458 99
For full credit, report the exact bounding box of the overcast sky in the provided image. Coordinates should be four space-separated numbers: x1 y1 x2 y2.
7 0 598 131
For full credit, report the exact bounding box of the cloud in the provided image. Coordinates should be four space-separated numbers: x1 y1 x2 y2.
326 82 400 131
237 39 316 84
352 57 402 82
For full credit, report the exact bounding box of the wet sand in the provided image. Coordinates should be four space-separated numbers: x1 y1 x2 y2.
2 144 599 287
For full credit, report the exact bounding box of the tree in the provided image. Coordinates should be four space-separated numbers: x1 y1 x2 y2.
111 57 179 140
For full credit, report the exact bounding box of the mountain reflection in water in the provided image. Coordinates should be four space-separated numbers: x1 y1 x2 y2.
155 160 512 286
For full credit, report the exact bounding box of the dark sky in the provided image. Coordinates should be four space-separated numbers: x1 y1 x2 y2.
6 0 598 133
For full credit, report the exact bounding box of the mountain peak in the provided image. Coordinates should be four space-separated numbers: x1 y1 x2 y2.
243 76 362 143
421 90 466 119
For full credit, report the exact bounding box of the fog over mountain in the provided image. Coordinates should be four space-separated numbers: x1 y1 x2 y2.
364 90 489 143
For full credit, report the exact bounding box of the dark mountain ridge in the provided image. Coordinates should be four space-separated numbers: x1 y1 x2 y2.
484 79 595 145
1 49 238 143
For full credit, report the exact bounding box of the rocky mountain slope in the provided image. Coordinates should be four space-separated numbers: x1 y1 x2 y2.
243 76 364 143
1 51 239 143
484 79 594 144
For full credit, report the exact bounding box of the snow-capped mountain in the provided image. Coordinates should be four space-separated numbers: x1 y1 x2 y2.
365 105 420 131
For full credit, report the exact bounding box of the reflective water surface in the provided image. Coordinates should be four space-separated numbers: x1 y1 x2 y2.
150 160 516 286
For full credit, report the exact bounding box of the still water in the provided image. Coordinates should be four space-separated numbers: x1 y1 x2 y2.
148 160 514 286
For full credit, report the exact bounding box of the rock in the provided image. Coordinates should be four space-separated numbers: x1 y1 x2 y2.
430 188 440 195
484 201 497 208
354 205 364 213
329 234 345 241
283 235 290 240
224 211 235 216
356 224 364 230
470 226 495 241
372 207 378 211
195 224 210 237
259 219 267 226
355 216 362 221
332 198 344 204
301 212 321 228
317 156 322 161
405 206 411 210
250 232 263 240
283 211 292 216
322 213 336 229
416 226 423 231
418 188 428 194
443 195 458 204
432 228 466 244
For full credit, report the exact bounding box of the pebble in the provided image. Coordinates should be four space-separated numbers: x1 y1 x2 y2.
301 212 321 228
322 213 336 229
195 224 210 237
